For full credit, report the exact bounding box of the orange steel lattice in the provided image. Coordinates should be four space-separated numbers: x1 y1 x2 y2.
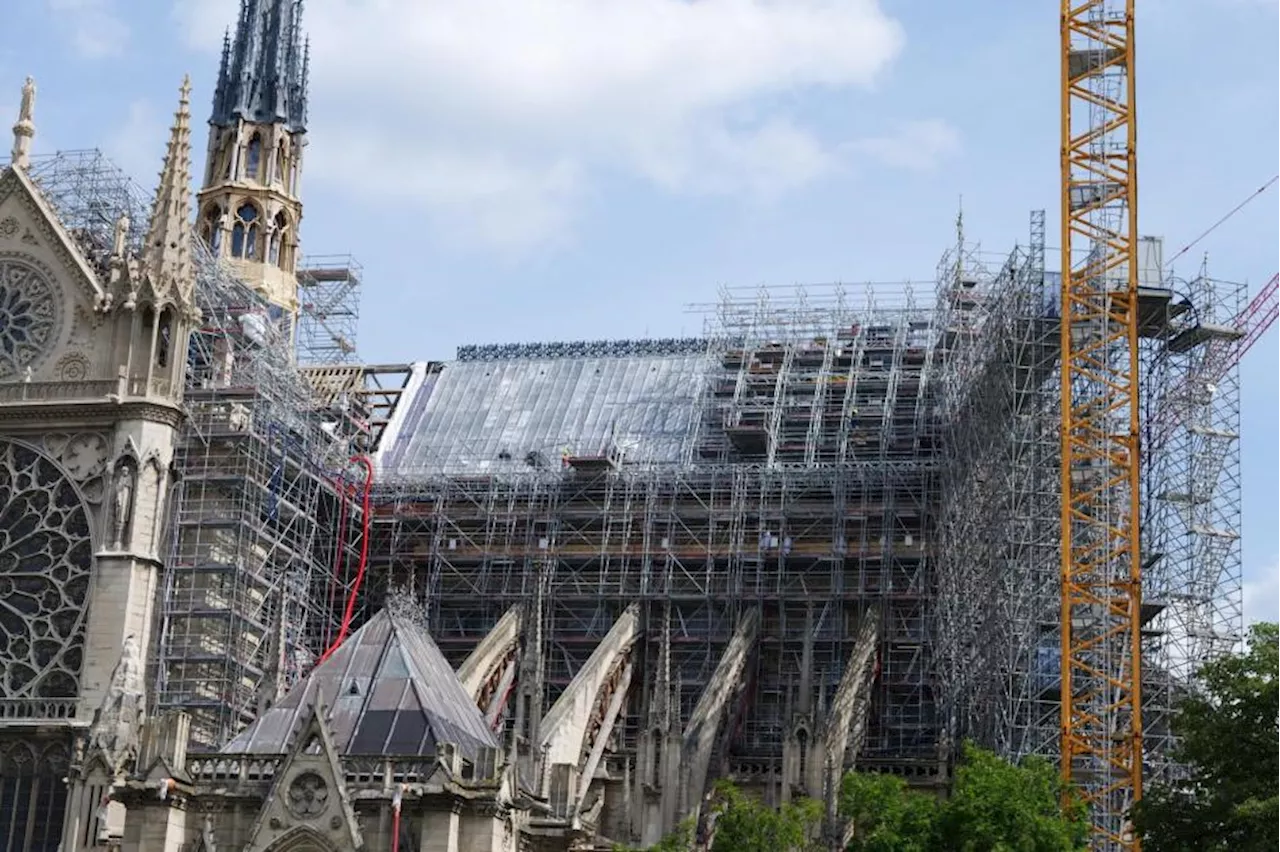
1059 1 1143 848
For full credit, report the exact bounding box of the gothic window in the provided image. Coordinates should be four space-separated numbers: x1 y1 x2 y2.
269 211 290 268
0 441 92 709
200 205 223 253
0 740 70 852
245 132 263 181
0 258 60 380
230 202 261 260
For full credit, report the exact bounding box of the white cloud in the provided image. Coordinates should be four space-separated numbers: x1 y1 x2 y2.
1242 558 1279 625
47 0 129 59
174 0 956 250
105 100 166 192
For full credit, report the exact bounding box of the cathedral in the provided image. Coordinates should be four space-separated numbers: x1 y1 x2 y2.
0 1 949 850
0 3 640 850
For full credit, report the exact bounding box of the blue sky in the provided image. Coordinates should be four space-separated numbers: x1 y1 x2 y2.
1 0 1276 621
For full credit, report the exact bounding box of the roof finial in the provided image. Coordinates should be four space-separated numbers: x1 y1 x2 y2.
10 76 36 169
142 75 194 303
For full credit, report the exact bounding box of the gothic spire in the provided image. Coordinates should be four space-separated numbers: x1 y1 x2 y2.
210 0 308 132
143 77 194 302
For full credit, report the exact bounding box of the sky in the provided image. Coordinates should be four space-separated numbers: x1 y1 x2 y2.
0 0 1276 623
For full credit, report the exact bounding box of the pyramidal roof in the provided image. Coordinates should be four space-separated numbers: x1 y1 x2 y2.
223 609 499 757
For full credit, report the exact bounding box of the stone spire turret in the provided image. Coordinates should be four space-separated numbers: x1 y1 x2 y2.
142 76 196 308
198 0 310 314
10 76 35 169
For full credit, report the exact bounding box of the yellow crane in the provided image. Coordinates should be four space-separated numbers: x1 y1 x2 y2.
1059 1 1143 849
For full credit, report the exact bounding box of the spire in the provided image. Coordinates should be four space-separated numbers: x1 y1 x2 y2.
10 76 35 169
210 0 309 132
143 77 194 301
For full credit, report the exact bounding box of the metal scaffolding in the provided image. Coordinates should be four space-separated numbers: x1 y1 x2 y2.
159 240 372 748
296 254 362 365
371 279 947 786
932 212 1063 764
29 149 369 750
28 146 1247 801
1141 262 1246 784
930 213 1246 803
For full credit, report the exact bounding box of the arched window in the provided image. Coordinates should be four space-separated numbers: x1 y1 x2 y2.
245 133 263 181
269 211 290 268
0 741 70 852
231 202 260 260
200 205 222 253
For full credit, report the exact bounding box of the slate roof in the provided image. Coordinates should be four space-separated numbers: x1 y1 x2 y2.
222 609 499 757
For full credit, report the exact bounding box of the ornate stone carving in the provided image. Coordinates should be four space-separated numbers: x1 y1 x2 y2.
286 772 329 818
55 351 90 381
196 813 218 852
0 254 62 379
63 433 108 481
88 635 146 777
0 439 91 707
0 217 17 239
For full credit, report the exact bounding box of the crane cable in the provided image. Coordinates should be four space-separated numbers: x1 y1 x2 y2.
1164 174 1278 270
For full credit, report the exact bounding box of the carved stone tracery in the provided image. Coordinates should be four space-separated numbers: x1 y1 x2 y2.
0 439 91 707
286 772 330 818
0 254 62 378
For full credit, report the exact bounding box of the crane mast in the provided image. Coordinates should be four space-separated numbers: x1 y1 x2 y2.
1059 1 1143 848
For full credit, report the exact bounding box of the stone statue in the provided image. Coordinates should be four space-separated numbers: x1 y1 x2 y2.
89 635 146 777
18 77 35 123
112 460 136 550
198 814 217 852
11 77 35 169
111 213 130 257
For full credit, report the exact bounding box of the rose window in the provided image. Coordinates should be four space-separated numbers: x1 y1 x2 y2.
0 257 59 379
0 440 91 704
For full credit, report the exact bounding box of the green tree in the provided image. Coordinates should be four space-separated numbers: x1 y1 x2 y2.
1131 621 1279 852
709 781 823 852
937 743 1088 852
612 786 821 852
840 770 938 852
619 745 1087 852
841 743 1086 852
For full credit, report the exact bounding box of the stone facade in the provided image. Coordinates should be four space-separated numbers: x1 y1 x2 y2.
0 74 197 852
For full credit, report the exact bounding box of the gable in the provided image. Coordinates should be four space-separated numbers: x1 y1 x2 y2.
0 167 105 304
241 705 362 852
0 167 109 382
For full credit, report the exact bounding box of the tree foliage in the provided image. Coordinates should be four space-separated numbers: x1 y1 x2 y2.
1131 621 1279 852
708 781 823 852
935 743 1088 852
625 744 1085 851
842 742 1086 852
840 770 937 852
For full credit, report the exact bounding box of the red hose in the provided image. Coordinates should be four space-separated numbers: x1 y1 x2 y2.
325 473 350 652
320 455 373 662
